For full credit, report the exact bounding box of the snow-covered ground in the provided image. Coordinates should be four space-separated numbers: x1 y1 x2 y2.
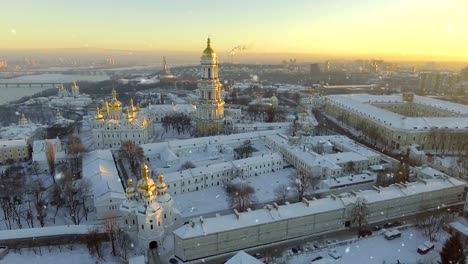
174 168 296 219
2 244 117 264
286 227 448 264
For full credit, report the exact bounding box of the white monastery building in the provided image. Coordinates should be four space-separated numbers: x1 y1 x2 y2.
92 89 155 149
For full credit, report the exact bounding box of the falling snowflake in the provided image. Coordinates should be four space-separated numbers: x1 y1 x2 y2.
345 246 350 253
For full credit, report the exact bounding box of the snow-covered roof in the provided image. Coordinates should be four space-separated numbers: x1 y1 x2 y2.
0 225 97 240
174 196 344 239
326 94 468 131
143 130 284 155
225 251 263 264
82 150 125 202
322 173 377 189
450 218 468 236
339 176 465 205
32 138 65 162
415 166 449 178
0 139 27 148
0 123 42 141
148 103 196 115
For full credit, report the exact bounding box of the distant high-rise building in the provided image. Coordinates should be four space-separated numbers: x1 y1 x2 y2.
310 63 321 75
196 38 225 136
325 60 331 72
0 60 8 68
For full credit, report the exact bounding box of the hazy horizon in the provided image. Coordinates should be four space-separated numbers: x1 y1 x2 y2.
2 0 468 63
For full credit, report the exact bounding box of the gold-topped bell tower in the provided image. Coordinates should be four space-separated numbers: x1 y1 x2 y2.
196 38 225 136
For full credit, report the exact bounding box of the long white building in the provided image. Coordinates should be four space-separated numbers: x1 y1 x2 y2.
265 134 383 179
163 153 284 196
323 93 468 152
173 176 466 262
82 150 125 219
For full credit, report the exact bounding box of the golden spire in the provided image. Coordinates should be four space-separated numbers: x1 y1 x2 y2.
202 37 216 58
142 163 150 180
72 80 78 89
127 178 133 187
112 88 117 100
130 98 134 107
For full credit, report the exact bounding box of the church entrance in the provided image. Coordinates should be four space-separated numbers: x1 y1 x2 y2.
149 241 158 250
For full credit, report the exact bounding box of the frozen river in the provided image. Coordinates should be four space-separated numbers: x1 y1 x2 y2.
0 73 109 105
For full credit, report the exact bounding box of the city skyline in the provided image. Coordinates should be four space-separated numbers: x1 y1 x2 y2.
2 0 468 61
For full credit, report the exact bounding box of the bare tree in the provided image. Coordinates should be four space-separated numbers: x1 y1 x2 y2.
350 197 369 238
290 171 320 202
225 182 256 212
27 179 48 227
67 134 87 175
45 141 56 183
346 161 356 174
50 183 64 224
103 212 119 256
55 171 91 225
0 166 26 229
115 228 131 262
274 184 290 204
180 161 196 171
85 227 104 258
120 141 145 176
416 207 452 242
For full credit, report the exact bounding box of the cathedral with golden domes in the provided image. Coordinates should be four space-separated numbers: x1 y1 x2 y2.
195 38 225 136
92 89 155 149
120 163 180 250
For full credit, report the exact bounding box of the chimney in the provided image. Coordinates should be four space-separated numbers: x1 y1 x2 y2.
302 198 310 207
199 216 204 224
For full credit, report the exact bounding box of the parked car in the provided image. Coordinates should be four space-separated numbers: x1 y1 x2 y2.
169 258 179 264
328 249 342 259
384 229 402 240
291 247 299 254
417 241 435 255
372 225 382 231
254 253 263 259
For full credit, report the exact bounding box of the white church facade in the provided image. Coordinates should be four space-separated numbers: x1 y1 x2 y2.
120 163 180 250
92 89 155 149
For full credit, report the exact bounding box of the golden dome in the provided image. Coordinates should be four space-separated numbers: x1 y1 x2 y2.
138 163 155 193
126 179 135 194
20 113 28 123
157 174 167 190
109 89 123 109
128 98 139 113
95 106 104 120
202 38 216 58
